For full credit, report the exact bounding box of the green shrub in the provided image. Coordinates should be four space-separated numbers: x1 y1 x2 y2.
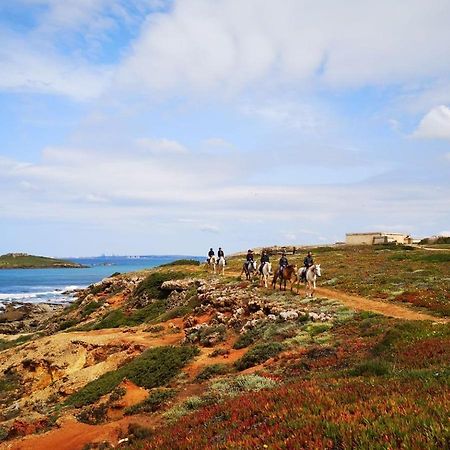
349 360 391 377
81 300 104 318
77 403 109 424
133 271 186 300
127 423 153 440
58 318 81 331
89 301 167 330
155 306 192 323
125 389 175 415
0 426 8 442
65 346 199 407
233 326 264 349
195 364 229 382
161 259 200 267
235 342 284 371
109 386 126 402
0 334 34 351
198 324 227 347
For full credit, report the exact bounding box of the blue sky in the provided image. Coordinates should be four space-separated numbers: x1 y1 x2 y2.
0 0 449 256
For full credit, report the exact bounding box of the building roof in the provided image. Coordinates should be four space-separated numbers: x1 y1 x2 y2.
346 232 409 236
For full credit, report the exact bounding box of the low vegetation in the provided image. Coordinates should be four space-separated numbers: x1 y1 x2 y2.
161 259 201 267
65 346 199 408
234 342 284 371
125 389 175 416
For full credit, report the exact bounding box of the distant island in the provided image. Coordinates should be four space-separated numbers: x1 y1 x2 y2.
0 253 86 269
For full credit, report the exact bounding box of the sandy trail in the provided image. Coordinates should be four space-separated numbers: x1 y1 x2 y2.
226 269 448 323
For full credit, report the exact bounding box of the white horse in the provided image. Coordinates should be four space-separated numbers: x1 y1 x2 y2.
241 260 257 280
259 262 272 288
207 255 217 274
217 256 226 275
295 264 322 297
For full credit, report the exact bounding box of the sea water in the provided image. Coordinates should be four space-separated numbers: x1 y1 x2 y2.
0 255 203 308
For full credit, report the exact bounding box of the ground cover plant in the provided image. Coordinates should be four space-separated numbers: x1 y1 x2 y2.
65 346 199 408
142 375 449 450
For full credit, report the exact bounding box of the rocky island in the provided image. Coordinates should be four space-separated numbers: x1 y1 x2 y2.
0 253 86 269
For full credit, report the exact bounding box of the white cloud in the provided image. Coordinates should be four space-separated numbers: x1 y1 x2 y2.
0 31 112 100
412 105 450 140
119 0 450 95
240 101 324 132
135 137 188 154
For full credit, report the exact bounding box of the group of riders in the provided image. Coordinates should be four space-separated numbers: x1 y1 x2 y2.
207 247 315 282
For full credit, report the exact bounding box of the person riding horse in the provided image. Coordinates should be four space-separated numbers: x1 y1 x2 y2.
278 251 289 276
301 251 314 281
246 249 255 270
259 250 270 274
218 247 225 265
208 248 215 263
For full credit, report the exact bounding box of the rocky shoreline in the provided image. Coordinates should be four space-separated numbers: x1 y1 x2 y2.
0 303 65 335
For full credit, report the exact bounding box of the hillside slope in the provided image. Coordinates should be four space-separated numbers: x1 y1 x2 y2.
0 246 448 449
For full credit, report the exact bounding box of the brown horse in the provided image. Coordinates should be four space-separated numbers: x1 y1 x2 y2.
271 264 297 291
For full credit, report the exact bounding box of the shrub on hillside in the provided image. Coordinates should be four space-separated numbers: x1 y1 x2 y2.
133 271 187 301
161 259 200 267
65 345 199 408
195 364 229 382
235 342 284 371
124 389 175 415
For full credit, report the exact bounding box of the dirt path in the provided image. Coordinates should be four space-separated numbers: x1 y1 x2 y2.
315 287 448 323
226 269 448 323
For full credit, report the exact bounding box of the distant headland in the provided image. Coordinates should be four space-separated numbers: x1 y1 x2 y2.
0 253 86 269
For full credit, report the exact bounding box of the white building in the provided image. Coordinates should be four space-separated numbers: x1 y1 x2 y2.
346 232 412 246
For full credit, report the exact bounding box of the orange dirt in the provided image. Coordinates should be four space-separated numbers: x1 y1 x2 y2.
2 414 157 450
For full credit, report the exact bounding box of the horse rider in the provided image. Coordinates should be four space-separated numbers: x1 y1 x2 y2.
218 247 225 263
278 251 289 276
208 248 215 263
302 251 314 281
245 249 254 269
259 249 270 274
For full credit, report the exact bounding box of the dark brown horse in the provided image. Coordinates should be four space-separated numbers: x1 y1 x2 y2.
271 264 297 291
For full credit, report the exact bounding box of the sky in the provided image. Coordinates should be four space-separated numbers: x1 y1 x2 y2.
0 0 449 257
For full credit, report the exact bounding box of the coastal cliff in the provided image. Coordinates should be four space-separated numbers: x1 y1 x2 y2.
0 246 448 449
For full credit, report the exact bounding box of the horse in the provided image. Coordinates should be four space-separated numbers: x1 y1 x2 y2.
207 255 217 274
271 264 297 291
217 256 226 275
241 260 257 280
259 262 272 288
294 264 322 297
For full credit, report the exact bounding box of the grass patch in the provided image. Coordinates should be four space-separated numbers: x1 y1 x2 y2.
65 345 199 408
195 364 229 382
235 342 284 371
349 360 392 377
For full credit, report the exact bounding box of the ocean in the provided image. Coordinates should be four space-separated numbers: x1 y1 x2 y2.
0 255 203 308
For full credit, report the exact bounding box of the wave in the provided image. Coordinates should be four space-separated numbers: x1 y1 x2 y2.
0 285 84 304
